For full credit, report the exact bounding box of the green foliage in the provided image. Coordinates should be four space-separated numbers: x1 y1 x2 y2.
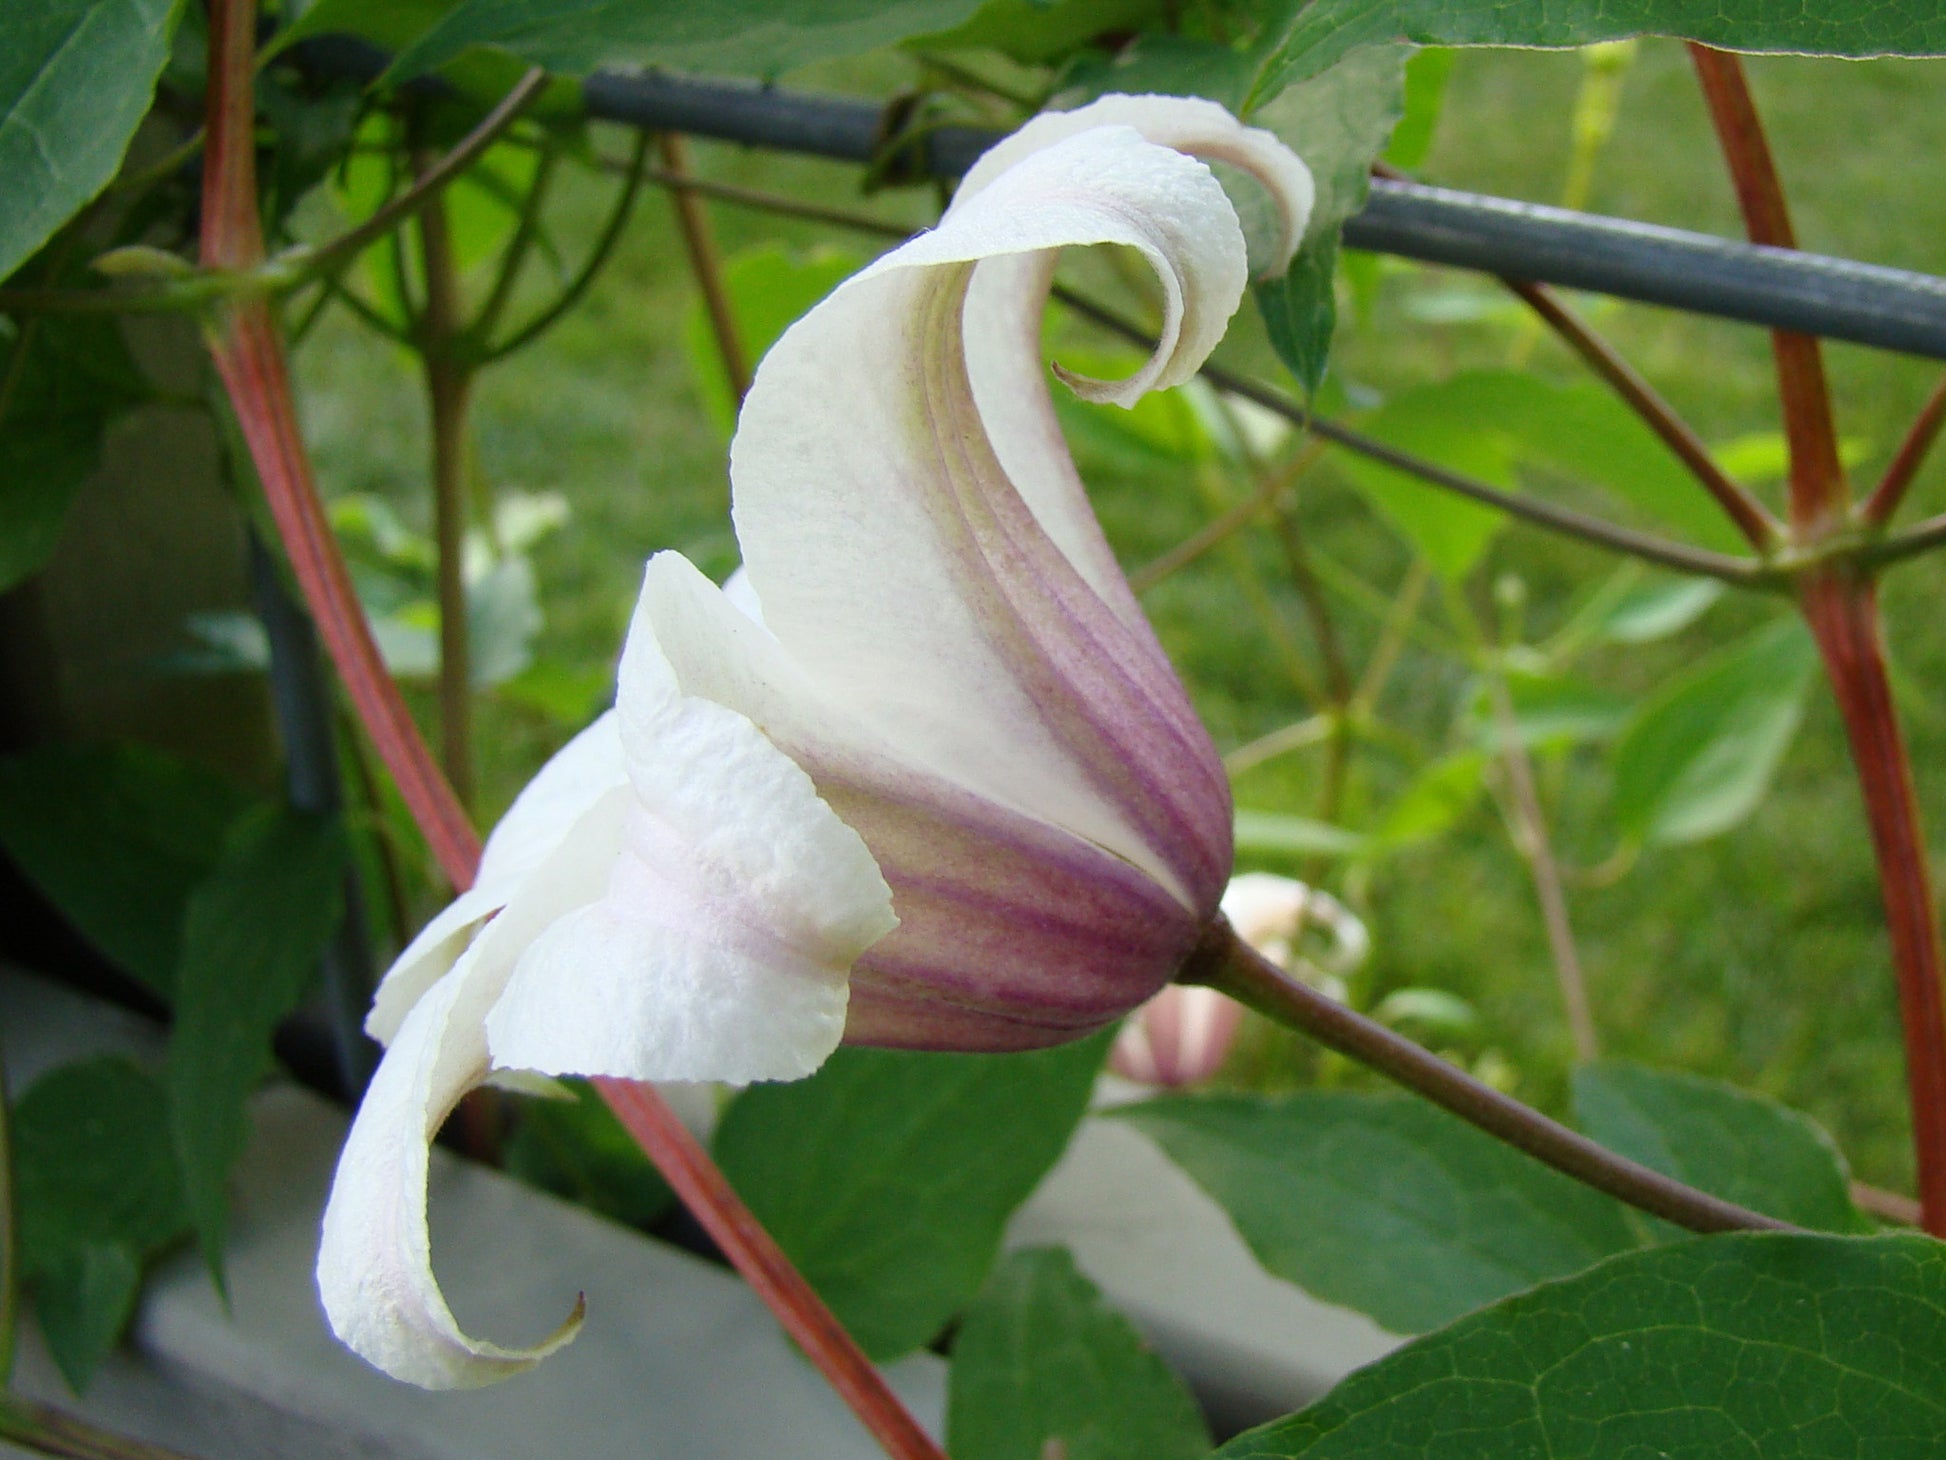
916 0 1165 66
1596 576 1724 644
0 0 180 284
1119 1092 1638 1334
1253 46 1409 395
12 1058 190 1391
1610 615 1818 845
1235 809 1367 858
503 1079 676 1229
1573 1062 1870 1235
0 744 255 1000
948 1247 1210 1460
1383 47 1455 169
683 244 863 437
1251 1 1946 106
383 0 991 82
711 1035 1109 1359
167 806 349 1280
0 317 152 592
1217 1233 1946 1458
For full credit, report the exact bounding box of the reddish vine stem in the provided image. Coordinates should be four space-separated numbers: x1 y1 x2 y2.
658 133 751 404
1864 373 1946 527
199 8 946 1454
595 1081 948 1460
1687 44 1847 533
1800 575 1946 1236
1499 277 1779 548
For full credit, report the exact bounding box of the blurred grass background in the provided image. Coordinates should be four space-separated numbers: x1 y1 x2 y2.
294 41 1946 1191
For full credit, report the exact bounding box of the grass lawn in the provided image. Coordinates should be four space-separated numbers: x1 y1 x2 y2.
294 40 1946 1191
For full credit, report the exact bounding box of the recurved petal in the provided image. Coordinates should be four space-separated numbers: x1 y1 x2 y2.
318 936 584 1389
953 93 1315 278
733 124 1242 915
482 561 896 1084
366 711 627 1045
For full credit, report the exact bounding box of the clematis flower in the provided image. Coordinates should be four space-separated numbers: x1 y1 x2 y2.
318 94 1313 1389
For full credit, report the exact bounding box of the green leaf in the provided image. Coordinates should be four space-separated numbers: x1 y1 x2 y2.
1217 1232 1946 1459
1373 750 1487 847
712 1035 1109 1359
0 744 255 1000
1257 234 1338 399
1119 1091 1640 1335
915 0 1165 65
1610 616 1818 845
1573 1063 1870 1235
1250 1 1946 108
1234 809 1368 859
1251 46 1407 394
0 318 151 591
13 1059 188 1272
948 1247 1210 1460
1382 46 1453 170
13 1057 189 1392
1597 577 1724 644
388 0 990 82
31 1245 141 1394
1467 670 1632 754
504 1079 675 1229
684 245 861 437
0 0 180 285
168 806 349 1279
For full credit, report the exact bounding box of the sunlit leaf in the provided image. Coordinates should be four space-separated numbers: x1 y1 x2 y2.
0 0 180 284
1610 616 1818 845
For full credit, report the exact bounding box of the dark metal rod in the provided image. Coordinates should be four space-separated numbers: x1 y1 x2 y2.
580 70 1946 362
289 43 1946 359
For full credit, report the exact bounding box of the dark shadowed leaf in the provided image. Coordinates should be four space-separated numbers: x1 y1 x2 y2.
168 806 349 1279
386 0 990 81
0 318 151 591
1217 1233 1946 1459
948 1247 1210 1460
1573 1062 1870 1236
13 1057 189 1392
1120 1091 1639 1334
503 1079 675 1229
0 744 255 1001
0 0 180 283
712 1034 1109 1359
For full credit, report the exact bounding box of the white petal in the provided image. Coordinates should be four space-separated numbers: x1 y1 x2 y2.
953 93 1314 279
733 124 1241 912
318 946 582 1389
366 713 626 1044
483 559 896 1084
319 789 633 1388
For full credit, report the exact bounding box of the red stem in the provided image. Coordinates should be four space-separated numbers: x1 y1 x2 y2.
1864 373 1946 527
198 8 945 1453
1799 575 1946 1236
595 1080 947 1459
1687 45 1848 534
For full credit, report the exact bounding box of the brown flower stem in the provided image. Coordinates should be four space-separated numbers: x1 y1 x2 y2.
1688 45 1847 535
1799 573 1946 1236
657 133 750 405
595 1081 948 1460
1191 920 1790 1234
1500 277 1779 548
198 9 950 1452
411 154 476 811
0 1395 207 1460
1852 1180 1923 1228
1864 373 1946 527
